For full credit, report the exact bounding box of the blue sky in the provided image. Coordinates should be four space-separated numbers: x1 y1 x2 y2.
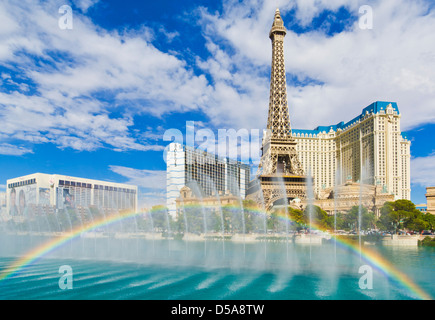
1 0 435 208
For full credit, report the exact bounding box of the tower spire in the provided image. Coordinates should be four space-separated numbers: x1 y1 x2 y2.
270 8 286 39
259 9 304 176
246 9 307 211
267 7 291 140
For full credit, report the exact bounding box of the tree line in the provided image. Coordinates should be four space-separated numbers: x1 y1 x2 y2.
144 199 435 235
4 199 433 235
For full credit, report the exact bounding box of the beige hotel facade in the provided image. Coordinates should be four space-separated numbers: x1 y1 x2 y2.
291 101 411 201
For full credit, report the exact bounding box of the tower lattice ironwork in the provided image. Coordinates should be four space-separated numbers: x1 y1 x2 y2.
247 9 308 210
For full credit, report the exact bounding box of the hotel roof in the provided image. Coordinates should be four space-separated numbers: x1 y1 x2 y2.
292 101 403 137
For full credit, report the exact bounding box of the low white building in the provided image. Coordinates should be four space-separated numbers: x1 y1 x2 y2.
6 173 137 217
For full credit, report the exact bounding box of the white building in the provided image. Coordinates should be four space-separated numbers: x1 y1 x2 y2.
166 143 250 216
6 173 138 216
292 101 411 200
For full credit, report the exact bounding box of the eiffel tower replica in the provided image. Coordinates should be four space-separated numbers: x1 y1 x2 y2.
247 9 308 210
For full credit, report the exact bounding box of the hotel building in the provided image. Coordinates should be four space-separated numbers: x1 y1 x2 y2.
6 173 138 216
292 101 411 201
166 142 250 216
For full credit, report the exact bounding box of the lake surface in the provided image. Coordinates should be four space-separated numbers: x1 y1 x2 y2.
0 234 433 300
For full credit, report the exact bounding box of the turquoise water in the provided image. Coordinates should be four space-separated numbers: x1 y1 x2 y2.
0 235 434 300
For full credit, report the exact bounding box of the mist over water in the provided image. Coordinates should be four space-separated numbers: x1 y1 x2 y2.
0 231 433 300
0 176 434 300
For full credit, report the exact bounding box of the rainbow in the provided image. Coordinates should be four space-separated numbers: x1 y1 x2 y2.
182 203 433 300
331 235 432 300
0 209 155 282
0 205 432 300
261 206 432 300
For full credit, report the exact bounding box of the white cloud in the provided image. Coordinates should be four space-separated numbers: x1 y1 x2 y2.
0 0 209 152
158 26 180 43
0 143 33 156
197 0 435 132
411 154 435 187
109 165 167 209
292 0 359 26
109 165 166 190
2 0 435 158
72 0 100 12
